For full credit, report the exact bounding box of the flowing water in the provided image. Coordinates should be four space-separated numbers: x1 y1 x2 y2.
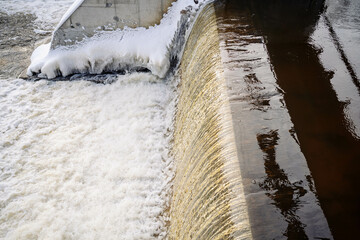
215 0 359 239
216 1 333 239
1 2 174 239
1 0 359 239
0 74 175 239
169 4 251 239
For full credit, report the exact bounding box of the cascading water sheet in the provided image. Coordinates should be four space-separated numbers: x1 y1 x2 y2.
170 4 252 239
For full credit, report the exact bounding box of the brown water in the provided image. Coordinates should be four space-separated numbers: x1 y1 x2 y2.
215 0 360 239
2 0 358 239
169 4 252 239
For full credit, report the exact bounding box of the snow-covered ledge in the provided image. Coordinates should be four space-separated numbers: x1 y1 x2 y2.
27 0 206 79
51 0 175 49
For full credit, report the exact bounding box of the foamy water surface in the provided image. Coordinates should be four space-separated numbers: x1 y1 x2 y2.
0 0 74 33
0 0 180 239
0 73 175 239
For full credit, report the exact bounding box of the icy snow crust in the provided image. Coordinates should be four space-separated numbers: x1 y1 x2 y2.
27 0 206 79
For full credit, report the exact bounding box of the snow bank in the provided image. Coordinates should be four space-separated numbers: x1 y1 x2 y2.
27 0 207 79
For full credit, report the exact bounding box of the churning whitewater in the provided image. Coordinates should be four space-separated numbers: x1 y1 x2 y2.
0 0 206 238
0 73 175 239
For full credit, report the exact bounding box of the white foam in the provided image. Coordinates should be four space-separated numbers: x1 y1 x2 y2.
27 0 206 79
0 0 75 33
1 1 205 238
0 73 175 239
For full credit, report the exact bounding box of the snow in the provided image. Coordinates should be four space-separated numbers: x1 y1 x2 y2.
27 0 207 79
1 1 188 238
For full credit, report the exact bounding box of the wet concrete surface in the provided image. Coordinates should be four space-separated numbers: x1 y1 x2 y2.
0 12 50 78
216 0 360 239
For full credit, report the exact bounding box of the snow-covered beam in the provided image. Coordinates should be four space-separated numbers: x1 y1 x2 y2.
51 0 175 49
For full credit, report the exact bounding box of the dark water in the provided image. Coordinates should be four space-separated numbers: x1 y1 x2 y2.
0 11 48 78
216 0 360 239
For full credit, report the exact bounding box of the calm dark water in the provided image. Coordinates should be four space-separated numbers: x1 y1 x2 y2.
216 0 360 239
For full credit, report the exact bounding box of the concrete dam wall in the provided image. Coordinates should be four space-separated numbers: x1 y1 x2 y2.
52 0 175 48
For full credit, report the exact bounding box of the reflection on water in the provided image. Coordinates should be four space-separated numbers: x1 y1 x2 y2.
257 130 308 239
243 73 271 112
216 0 333 239
325 0 360 78
219 0 360 238
322 15 360 93
311 0 360 138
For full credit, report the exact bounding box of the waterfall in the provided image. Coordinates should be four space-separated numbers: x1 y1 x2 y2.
169 4 252 239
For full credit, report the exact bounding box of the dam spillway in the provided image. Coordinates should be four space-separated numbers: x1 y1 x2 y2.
1 0 360 239
169 1 334 239
169 4 252 239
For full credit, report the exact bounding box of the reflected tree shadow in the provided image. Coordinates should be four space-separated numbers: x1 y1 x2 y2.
257 130 308 239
